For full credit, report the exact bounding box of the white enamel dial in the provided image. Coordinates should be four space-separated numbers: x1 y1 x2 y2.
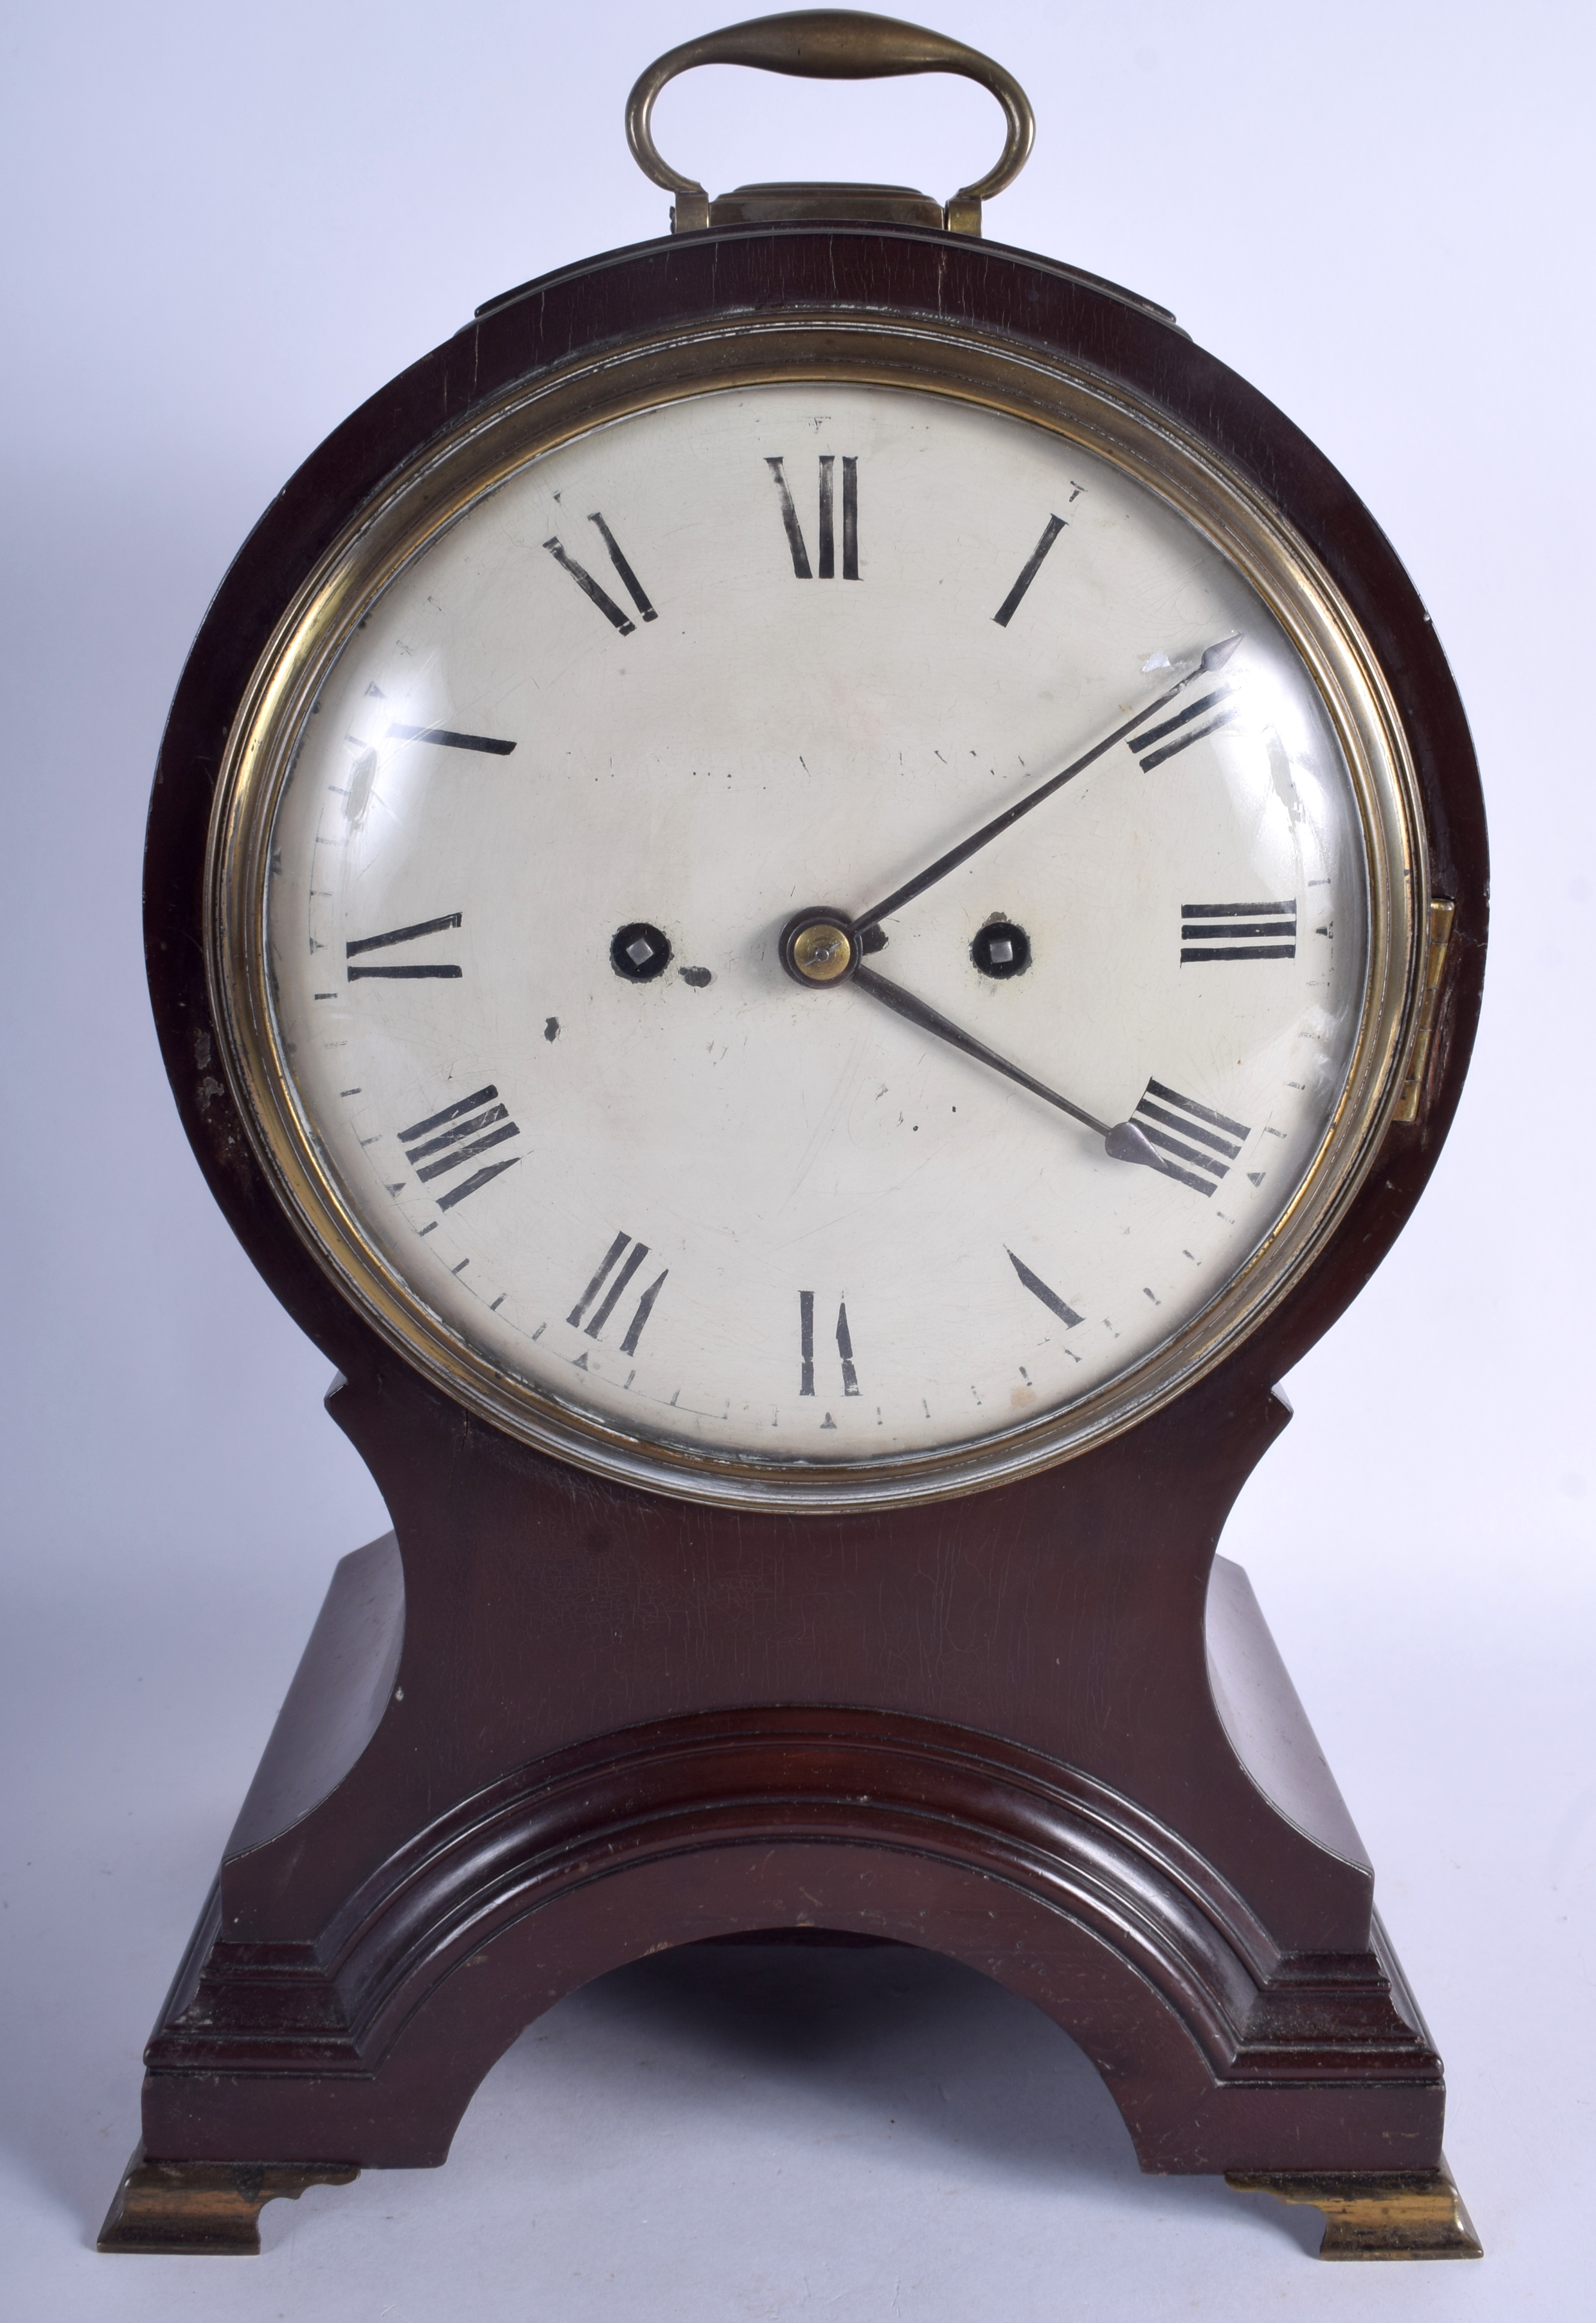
261 381 1375 1484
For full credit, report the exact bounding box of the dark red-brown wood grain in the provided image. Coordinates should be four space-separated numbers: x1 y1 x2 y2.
133 224 1485 2194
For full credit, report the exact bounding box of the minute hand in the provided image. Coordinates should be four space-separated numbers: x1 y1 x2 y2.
851 964 1163 1171
851 635 1241 931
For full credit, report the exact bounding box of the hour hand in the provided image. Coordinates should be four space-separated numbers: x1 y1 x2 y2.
848 961 1163 1171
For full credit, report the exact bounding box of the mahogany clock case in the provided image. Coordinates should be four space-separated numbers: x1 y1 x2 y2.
127 224 1485 2237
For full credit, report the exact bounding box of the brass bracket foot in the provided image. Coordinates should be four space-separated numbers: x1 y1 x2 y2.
98 2143 360 2255
1227 2153 1482 2259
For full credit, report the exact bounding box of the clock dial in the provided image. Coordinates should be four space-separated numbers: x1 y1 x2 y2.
252 379 1392 1489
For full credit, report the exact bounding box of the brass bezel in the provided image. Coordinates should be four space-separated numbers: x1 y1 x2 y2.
207 312 1425 1512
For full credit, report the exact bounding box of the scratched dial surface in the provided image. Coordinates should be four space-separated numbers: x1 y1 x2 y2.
266 382 1369 1471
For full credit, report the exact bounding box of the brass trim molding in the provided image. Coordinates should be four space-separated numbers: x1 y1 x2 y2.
98 2143 359 2256
1228 2158 1483 2260
206 310 1429 1511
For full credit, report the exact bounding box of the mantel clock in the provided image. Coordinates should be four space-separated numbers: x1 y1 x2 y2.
102 11 1486 2262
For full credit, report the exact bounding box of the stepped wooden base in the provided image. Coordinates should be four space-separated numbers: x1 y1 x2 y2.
101 1364 1477 2260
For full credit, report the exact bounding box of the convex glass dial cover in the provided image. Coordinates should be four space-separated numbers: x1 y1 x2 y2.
218 368 1420 1506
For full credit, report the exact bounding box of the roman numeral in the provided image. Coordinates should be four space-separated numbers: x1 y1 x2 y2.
799 1290 860 1399
992 514 1066 626
1181 899 1297 963
766 456 859 579
387 724 516 755
544 511 658 635
567 1230 668 1354
1130 1078 1250 1195
347 911 463 980
1006 1249 1083 1327
1124 683 1239 770
398 1083 522 1210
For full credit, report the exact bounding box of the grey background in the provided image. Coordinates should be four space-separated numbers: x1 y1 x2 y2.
1 1 1591 2314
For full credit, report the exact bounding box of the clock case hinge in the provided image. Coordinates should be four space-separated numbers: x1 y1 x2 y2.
1391 899 1456 1125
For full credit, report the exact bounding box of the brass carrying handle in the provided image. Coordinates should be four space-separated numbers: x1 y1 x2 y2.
626 10 1034 215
